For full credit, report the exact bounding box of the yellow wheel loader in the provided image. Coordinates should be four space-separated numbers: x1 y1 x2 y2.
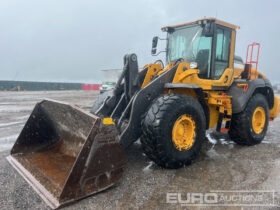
7 17 280 208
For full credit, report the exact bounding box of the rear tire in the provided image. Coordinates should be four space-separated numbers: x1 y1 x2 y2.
229 93 269 145
141 94 206 169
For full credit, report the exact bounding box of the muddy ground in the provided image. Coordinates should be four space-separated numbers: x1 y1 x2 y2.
0 90 280 210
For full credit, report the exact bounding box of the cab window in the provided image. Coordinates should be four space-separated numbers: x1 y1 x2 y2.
193 36 212 79
214 27 231 79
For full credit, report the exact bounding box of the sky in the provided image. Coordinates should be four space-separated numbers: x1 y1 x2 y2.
0 0 279 83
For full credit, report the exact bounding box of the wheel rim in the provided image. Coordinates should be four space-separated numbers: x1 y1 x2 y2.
172 114 196 151
252 106 266 134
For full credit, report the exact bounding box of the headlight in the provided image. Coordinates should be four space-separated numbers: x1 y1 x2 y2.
190 62 198 69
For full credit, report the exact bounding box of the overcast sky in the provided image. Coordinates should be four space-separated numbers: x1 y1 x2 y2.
0 0 279 83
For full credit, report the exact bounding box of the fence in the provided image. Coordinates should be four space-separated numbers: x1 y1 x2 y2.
0 80 101 91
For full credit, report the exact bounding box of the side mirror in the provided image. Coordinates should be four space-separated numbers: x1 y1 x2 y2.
151 36 158 55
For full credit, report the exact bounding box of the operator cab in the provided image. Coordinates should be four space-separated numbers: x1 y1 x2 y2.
153 18 240 80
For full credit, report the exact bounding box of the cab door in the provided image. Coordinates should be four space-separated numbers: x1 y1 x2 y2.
212 26 232 80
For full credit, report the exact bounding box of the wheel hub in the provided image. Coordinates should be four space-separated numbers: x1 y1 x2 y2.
252 106 265 134
172 114 196 151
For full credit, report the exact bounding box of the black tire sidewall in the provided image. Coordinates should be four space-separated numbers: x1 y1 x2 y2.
229 93 269 145
161 100 205 162
141 94 206 168
91 90 113 114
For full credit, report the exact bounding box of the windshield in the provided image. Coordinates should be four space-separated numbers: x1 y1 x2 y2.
166 25 213 78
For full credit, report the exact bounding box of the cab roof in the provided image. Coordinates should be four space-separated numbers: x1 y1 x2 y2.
161 17 240 31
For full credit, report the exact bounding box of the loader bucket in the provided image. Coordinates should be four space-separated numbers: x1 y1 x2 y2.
6 100 127 209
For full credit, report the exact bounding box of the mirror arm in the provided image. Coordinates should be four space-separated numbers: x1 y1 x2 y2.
152 50 166 56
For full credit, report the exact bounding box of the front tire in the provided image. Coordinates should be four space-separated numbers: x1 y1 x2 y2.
91 90 113 114
141 94 206 169
229 93 269 145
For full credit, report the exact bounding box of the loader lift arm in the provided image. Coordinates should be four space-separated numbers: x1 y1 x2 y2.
93 54 178 148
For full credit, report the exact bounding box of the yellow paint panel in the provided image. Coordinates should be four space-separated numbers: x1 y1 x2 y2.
161 17 240 31
270 96 280 119
141 64 162 88
102 118 115 125
229 30 236 69
212 68 234 87
208 105 219 128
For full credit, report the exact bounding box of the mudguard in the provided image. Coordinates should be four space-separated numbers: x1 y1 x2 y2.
227 78 274 114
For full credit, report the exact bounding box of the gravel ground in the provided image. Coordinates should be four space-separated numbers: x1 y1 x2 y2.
0 90 280 210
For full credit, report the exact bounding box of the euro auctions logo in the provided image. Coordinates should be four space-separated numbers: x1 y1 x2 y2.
167 192 217 205
166 190 275 207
